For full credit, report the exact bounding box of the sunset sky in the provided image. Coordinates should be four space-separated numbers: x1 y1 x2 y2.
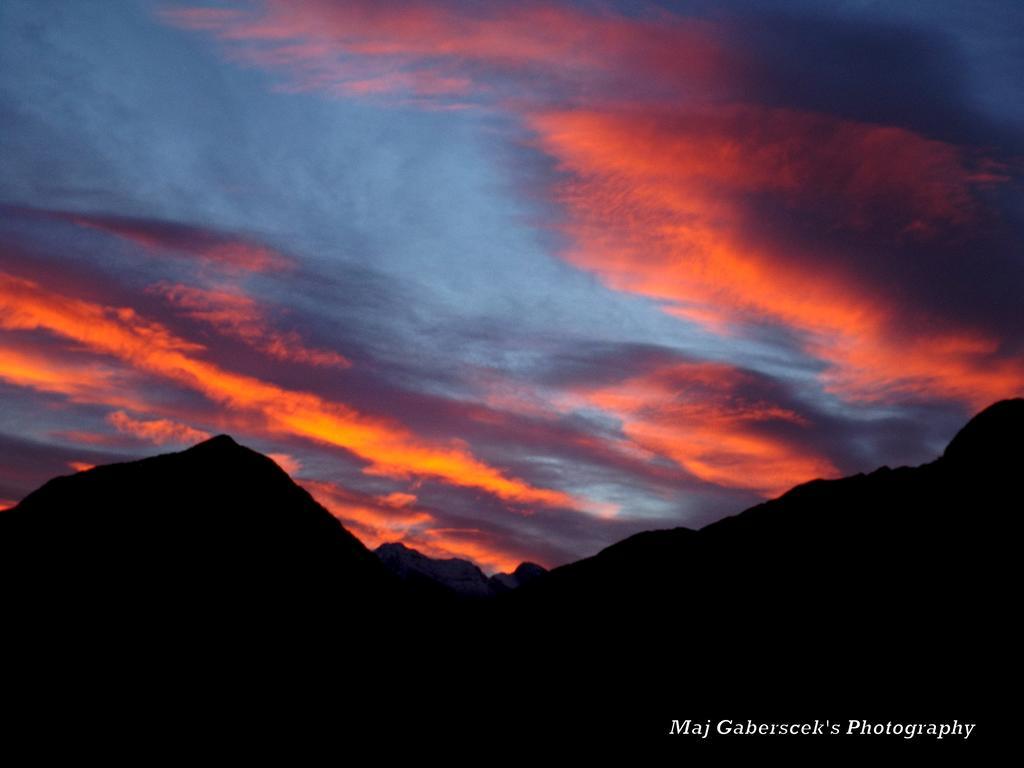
2 0 1022 572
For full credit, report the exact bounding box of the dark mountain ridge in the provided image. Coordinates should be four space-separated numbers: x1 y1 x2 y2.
0 434 403 619
2 399 1018 746
491 399 1018 687
515 396 1019 612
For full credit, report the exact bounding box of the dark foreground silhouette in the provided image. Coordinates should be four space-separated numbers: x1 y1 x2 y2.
2 400 1017 751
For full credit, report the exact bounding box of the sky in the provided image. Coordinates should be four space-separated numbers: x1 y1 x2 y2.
1 0 1021 573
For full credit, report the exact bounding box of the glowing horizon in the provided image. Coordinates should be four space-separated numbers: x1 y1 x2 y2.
1 1 1021 572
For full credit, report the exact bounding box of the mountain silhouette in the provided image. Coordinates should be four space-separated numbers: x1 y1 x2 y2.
511 396 1018 614
2 400 1017 747
376 541 496 598
0 435 402 623
482 399 1018 741
489 561 547 592
376 541 547 598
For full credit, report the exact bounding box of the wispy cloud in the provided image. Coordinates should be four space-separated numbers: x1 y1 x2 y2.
0 270 588 510
569 359 838 497
160 0 726 103
107 410 211 446
1 1 1019 571
7 207 292 273
153 282 351 368
531 107 1022 408
161 1 1023 413
304 477 527 573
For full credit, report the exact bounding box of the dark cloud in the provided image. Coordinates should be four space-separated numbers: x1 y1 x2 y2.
1 0 1020 571
727 11 1013 147
1 205 291 271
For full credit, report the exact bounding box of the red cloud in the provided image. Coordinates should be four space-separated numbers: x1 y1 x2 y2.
0 270 586 511
107 410 212 446
153 282 351 369
305 479 526 573
33 209 292 273
571 360 839 497
162 2 1020 411
0 342 152 412
530 107 1023 408
162 1 727 102
530 106 982 232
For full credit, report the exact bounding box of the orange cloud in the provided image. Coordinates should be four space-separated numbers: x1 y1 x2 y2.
162 1 726 101
378 491 417 509
267 452 301 476
67 462 95 473
0 343 149 412
573 360 838 497
67 214 290 272
529 107 1023 409
0 271 583 510
107 410 211 446
530 106 980 231
162 4 1022 411
153 282 351 368
302 478 434 546
417 528 523 575
305 479 524 572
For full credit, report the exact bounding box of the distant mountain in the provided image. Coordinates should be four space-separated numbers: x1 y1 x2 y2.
489 561 547 592
376 542 494 598
375 541 547 598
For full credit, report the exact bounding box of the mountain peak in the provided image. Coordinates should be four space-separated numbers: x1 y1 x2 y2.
943 398 1023 468
1 434 400 613
188 434 241 452
179 434 289 476
512 562 547 580
376 542 413 555
375 541 494 598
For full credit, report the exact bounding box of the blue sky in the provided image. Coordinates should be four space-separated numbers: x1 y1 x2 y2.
1 0 1021 571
